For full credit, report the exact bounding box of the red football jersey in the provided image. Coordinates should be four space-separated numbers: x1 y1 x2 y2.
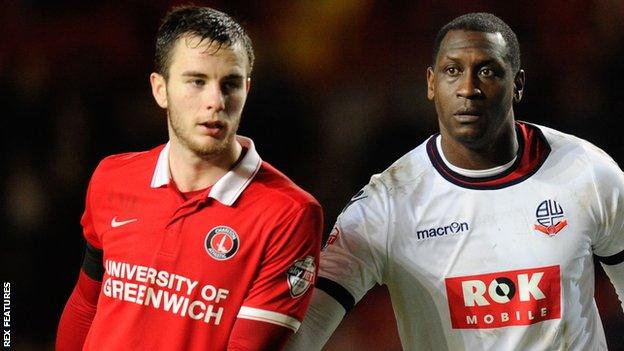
80 137 323 350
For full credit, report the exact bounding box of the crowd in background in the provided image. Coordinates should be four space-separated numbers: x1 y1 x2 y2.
2 1 624 349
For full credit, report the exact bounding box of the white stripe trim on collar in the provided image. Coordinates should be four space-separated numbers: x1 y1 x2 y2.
150 136 262 206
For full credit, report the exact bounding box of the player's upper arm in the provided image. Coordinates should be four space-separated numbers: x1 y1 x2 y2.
227 318 294 351
317 176 391 310
283 288 346 351
80 157 119 249
80 175 101 249
590 155 624 312
236 202 323 332
589 152 624 262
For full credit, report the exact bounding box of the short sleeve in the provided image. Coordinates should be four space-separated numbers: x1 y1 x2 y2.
318 176 389 308
80 175 102 249
237 203 323 331
590 152 624 260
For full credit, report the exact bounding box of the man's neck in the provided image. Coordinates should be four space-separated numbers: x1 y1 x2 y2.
168 139 242 192
440 123 518 170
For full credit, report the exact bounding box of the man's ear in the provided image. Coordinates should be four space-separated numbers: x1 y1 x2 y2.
426 67 435 101
513 69 525 103
246 77 251 93
150 72 168 109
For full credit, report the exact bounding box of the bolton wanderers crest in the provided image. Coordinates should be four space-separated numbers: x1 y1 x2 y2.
286 256 316 298
533 199 568 236
205 226 240 260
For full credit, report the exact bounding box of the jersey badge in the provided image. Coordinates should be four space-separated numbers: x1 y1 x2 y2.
533 199 568 236
323 226 340 250
205 226 240 260
286 256 316 298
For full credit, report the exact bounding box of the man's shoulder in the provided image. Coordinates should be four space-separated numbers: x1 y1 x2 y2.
339 139 432 213
249 161 321 210
373 138 432 189
534 123 616 165
530 122 622 184
90 145 164 184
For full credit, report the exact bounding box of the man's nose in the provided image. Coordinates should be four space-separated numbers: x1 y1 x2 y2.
204 83 225 111
456 73 483 99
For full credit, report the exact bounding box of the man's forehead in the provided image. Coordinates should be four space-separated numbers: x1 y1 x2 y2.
440 30 508 58
175 34 238 55
169 34 249 72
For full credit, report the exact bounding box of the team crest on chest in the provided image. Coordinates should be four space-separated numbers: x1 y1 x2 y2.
533 199 568 236
286 256 316 298
205 226 240 260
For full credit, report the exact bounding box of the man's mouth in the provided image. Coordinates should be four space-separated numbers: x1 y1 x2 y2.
198 121 226 136
454 109 482 122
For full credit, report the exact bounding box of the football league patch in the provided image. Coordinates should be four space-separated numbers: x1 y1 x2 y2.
205 226 240 260
286 256 316 298
533 199 568 236
323 226 340 250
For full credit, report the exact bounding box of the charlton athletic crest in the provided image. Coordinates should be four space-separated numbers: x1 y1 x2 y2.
533 199 568 236
286 256 316 298
205 226 240 260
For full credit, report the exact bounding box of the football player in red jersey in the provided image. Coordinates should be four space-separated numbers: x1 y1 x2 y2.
56 6 322 351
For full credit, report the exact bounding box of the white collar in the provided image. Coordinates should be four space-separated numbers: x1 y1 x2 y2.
436 135 517 178
150 135 262 206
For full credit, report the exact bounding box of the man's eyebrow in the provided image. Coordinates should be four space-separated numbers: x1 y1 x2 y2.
180 71 245 80
223 73 245 80
181 71 207 78
442 55 502 66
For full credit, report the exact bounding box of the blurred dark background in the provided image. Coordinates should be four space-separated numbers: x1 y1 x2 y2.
1 0 624 350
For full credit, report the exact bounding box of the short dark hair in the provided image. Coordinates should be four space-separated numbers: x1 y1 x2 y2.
432 13 520 73
154 6 255 79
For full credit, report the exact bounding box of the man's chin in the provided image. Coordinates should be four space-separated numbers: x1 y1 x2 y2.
453 129 490 149
181 136 228 156
194 143 229 157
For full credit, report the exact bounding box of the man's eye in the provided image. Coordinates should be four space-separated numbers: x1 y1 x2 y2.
191 79 205 87
222 81 241 93
479 68 494 78
445 67 460 76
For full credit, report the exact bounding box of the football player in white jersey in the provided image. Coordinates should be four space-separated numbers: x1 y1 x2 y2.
285 12 624 351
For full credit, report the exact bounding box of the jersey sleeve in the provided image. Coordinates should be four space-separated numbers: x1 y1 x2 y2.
227 318 293 351
81 154 120 249
56 270 102 351
80 177 101 249
589 149 624 261
235 203 323 332
317 176 390 312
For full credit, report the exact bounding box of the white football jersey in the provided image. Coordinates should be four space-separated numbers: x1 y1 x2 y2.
318 122 624 351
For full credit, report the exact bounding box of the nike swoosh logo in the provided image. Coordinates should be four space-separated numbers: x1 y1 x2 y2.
111 216 138 228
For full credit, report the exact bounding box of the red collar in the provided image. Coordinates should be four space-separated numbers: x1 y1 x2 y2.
427 121 551 190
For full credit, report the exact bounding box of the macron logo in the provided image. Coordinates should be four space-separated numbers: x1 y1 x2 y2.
416 221 469 240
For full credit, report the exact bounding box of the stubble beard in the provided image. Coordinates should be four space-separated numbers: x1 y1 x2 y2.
167 109 233 158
